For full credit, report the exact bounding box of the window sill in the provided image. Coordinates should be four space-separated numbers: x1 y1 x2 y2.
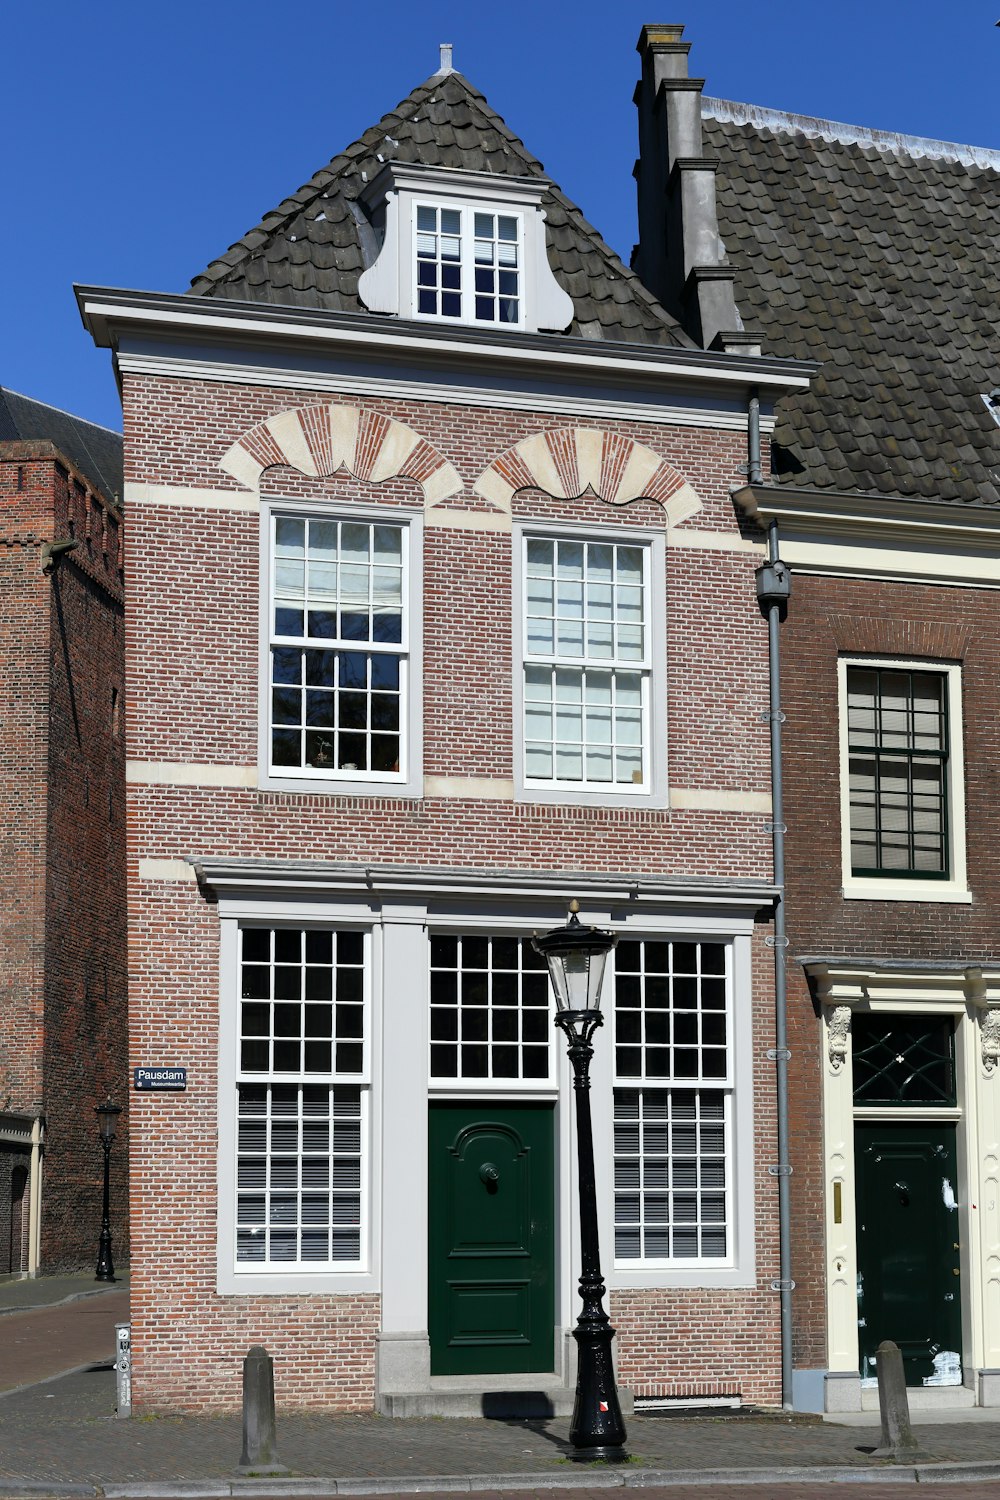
842 879 972 905
260 770 422 799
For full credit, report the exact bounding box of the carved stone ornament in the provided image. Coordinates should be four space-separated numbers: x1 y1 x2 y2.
828 1006 853 1072
981 1007 1000 1073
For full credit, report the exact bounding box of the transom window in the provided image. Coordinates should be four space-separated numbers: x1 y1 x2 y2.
269 516 407 780
429 934 552 1082
523 537 650 790
415 204 521 324
235 927 367 1269
612 940 731 1263
846 665 949 877
852 1013 956 1106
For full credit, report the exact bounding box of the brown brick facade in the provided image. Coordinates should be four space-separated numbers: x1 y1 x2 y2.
0 442 128 1273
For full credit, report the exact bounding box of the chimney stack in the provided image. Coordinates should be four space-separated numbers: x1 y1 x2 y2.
633 24 754 354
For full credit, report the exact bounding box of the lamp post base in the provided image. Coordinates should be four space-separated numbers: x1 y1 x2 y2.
565 1446 631 1464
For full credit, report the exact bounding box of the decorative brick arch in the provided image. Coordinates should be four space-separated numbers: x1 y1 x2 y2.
474 428 702 524
219 403 463 506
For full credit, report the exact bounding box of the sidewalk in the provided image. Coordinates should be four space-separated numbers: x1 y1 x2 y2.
3 1287 1000 1496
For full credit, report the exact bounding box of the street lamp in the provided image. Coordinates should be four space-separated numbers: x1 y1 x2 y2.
533 901 628 1463
95 1098 122 1283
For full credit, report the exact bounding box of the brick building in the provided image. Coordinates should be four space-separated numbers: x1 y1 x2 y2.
0 387 128 1275
631 26 1000 1411
79 47 811 1412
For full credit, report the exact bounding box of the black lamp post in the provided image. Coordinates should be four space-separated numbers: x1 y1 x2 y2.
533 901 628 1463
95 1097 121 1283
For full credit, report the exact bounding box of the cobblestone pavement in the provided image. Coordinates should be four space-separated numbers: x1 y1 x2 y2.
0 1290 129 1392
3 1366 1000 1489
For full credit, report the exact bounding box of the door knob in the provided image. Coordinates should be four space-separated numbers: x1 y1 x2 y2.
480 1162 499 1186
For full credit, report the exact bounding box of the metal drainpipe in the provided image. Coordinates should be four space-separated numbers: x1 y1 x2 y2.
749 390 795 1410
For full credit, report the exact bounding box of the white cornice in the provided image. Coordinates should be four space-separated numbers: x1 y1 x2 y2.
733 483 1000 587
76 287 815 396
191 856 777 909
805 961 1000 1009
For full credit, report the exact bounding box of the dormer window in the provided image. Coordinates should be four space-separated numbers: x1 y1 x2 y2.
415 205 521 325
358 162 571 334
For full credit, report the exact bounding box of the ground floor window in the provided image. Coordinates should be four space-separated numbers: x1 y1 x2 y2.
612 939 732 1264
234 926 368 1270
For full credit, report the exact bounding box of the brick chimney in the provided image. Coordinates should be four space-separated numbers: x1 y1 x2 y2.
632 24 756 354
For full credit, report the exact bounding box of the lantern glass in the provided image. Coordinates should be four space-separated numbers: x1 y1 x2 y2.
533 905 616 1017
95 1100 121 1145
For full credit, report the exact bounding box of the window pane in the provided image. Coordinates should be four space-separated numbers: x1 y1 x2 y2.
846 666 948 876
430 935 553 1081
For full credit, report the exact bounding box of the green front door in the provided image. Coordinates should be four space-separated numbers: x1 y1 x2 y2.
428 1101 555 1376
855 1122 963 1387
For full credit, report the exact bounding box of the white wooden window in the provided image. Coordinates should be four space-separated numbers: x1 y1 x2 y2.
235 926 368 1270
269 515 408 782
838 657 969 904
612 939 732 1264
522 536 651 791
429 933 553 1083
415 203 522 325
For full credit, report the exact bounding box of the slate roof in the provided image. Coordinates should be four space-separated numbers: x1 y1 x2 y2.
190 70 690 348
704 101 1000 505
0 387 123 503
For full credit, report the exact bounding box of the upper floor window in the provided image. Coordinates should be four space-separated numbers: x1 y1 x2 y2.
415 205 521 325
520 534 654 796
268 513 411 785
357 162 572 334
838 657 969 903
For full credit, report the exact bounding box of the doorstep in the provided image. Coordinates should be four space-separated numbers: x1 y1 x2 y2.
378 1371 636 1419
860 1383 976 1411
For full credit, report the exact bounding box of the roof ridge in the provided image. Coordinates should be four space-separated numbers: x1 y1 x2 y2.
703 95 1000 171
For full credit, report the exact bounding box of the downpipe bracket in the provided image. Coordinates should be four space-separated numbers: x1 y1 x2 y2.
767 1047 791 1062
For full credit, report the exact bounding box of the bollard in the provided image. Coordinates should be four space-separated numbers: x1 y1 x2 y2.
238 1345 287 1474
872 1340 928 1461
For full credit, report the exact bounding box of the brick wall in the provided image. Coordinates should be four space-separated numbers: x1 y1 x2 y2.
781 572 1000 1370
123 373 781 1410
0 443 128 1272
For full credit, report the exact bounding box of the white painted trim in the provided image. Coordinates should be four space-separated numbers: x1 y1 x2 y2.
124 482 258 512
137 858 198 882
837 657 969 903
257 499 424 800
127 762 258 788
423 775 515 799
670 788 771 813
82 293 813 391
595 927 757 1290
114 350 771 434
216 914 381 1295
512 521 668 809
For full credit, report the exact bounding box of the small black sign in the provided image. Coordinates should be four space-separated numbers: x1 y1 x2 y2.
133 1067 187 1092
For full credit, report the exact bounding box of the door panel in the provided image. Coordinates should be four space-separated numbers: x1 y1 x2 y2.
855 1122 963 1387
428 1101 555 1376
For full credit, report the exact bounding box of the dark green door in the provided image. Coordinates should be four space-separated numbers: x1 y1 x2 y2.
855 1123 963 1387
428 1101 555 1376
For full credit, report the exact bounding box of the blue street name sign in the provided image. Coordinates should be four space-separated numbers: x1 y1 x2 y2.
133 1067 187 1092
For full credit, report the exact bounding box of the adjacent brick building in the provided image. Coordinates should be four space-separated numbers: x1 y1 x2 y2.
630 23 1000 1412
80 46 811 1413
0 388 128 1274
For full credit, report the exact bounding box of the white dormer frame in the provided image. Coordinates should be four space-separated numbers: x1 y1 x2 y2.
358 162 574 334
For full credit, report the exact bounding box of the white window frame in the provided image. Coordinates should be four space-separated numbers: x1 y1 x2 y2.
592 920 756 1290
217 910 381 1295
513 521 667 807
838 656 969 903
412 200 525 330
258 499 423 798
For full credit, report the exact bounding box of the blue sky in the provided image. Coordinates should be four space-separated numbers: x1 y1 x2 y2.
4 0 999 432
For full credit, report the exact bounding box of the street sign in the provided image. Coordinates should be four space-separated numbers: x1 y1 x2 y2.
133 1066 187 1092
